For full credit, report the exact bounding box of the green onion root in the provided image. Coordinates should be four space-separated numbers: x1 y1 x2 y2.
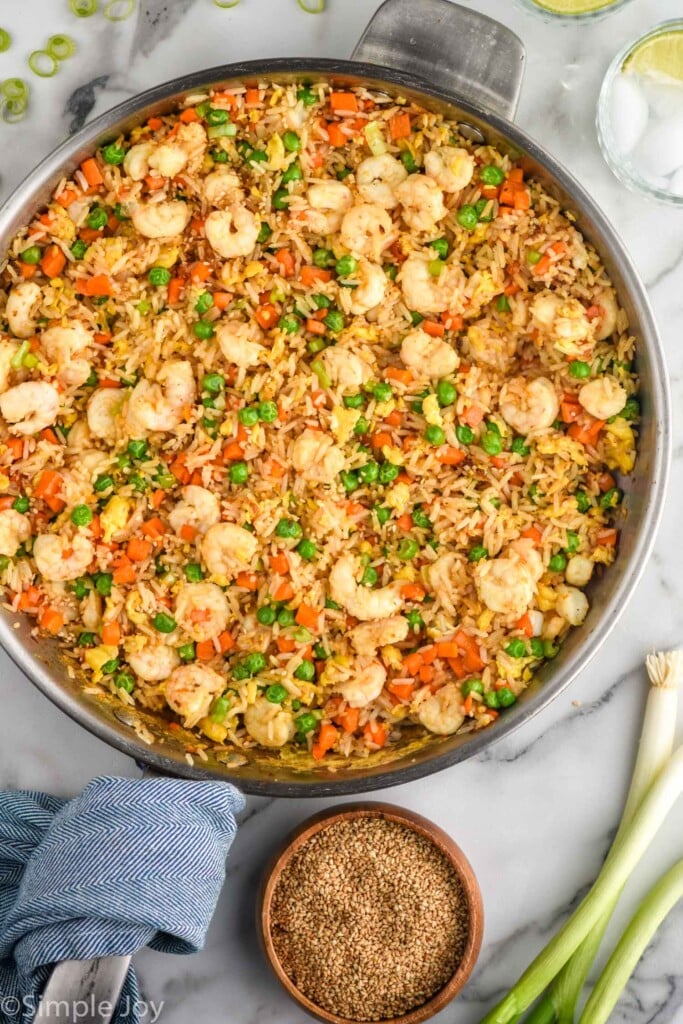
0 28 11 52
69 0 98 15
579 859 683 1024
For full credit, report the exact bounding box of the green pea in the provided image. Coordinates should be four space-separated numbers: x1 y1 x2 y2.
411 507 431 530
405 609 424 630
457 204 479 230
397 537 419 560
510 437 530 456
11 495 29 513
178 642 196 662
343 393 365 409
94 572 113 597
115 672 135 693
359 462 379 485
232 661 251 681
379 462 399 484
621 397 640 421
544 639 560 659
20 245 42 265
529 637 545 659
384 263 398 280
194 292 214 315
296 711 318 734
211 148 229 163
247 149 268 164
283 130 301 152
313 247 335 268
424 424 445 446
281 162 303 185
294 659 315 681
456 423 474 445
228 462 249 485
461 678 485 696
153 612 177 634
193 320 215 340
361 565 378 587
277 607 296 626
312 293 332 309
278 314 300 334
506 638 528 658
430 237 449 259
238 406 258 427
323 309 345 332
70 240 88 260
99 658 119 677
372 381 393 403
468 545 489 562
527 249 542 265
206 107 229 126
575 490 591 513
569 360 591 379
436 379 457 407
77 631 97 647
201 373 223 395
211 695 231 722
374 505 391 526
272 188 290 210
147 265 171 288
410 311 425 328
549 552 567 572
565 530 580 554
87 206 108 230
340 470 359 493
474 198 494 222
93 474 114 493
184 563 205 583
255 604 276 627
127 439 148 460
497 687 517 707
297 538 317 561
400 150 418 173
481 427 503 456
275 518 303 540
245 651 267 675
297 87 317 107
70 579 90 599
265 683 288 704
600 487 622 509
258 400 278 422
113 203 129 221
71 504 93 526
496 294 511 313
484 690 501 709
480 164 505 185
336 255 357 277
155 468 176 489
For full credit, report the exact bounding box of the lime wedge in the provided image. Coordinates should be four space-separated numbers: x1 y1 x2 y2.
624 29 683 81
530 0 621 14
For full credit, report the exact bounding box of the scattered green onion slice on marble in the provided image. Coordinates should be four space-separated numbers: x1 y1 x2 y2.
28 50 59 78
213 0 241 7
0 96 28 124
0 29 11 52
297 0 325 10
70 0 98 14
104 0 136 20
47 34 77 61
2 78 28 100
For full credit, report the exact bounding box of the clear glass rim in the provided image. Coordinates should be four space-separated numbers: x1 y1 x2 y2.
596 18 683 206
514 0 635 23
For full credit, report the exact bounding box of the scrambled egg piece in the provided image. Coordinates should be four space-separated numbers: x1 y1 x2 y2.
84 645 119 680
100 496 132 543
603 420 636 474
422 394 443 428
266 134 287 170
385 481 411 514
536 435 587 466
331 406 360 445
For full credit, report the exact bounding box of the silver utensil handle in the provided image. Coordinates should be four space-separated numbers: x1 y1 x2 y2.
34 956 132 1022
352 0 525 121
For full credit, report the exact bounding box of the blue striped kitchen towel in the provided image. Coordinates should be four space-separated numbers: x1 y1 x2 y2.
0 776 244 1023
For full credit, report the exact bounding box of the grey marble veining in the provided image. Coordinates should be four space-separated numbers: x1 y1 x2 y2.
1 1 683 1021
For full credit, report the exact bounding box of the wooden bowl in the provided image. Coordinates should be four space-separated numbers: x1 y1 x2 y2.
259 802 484 1024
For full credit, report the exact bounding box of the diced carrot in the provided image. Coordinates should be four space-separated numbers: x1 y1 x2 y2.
222 441 244 462
330 92 359 113
389 112 411 139
94 331 112 346
141 517 166 540
150 489 165 509
513 188 530 211
504 282 520 296
463 693 474 716
275 248 295 278
277 636 296 654
532 253 552 277
460 405 484 427
508 167 524 182
550 241 567 256
447 656 466 679
396 513 412 532
520 526 543 545
560 397 582 423
422 320 446 338
419 664 435 684
312 722 339 759
403 651 424 676
212 291 232 310
384 366 412 385
179 107 200 123
585 303 603 321
245 88 261 104
326 122 346 147
39 608 64 636
371 431 393 450
481 185 500 200
236 571 259 591
336 706 360 733
98 378 121 389
454 629 485 672
269 552 289 575
437 447 466 466
190 261 212 283
306 318 327 336
18 586 42 611
6 437 24 461
145 175 166 191
80 158 103 187
101 621 121 645
75 274 113 297
56 187 79 207
311 390 327 408
147 116 163 130
568 419 605 446
499 183 520 207
387 680 415 702
300 265 332 287
490 455 507 469
192 640 214 661
516 613 534 638
212 91 238 109
598 528 618 546
363 720 387 748
20 263 37 279
263 458 285 480
597 472 616 492
40 245 66 278
127 537 153 562
39 428 59 445
273 581 295 602
0 496 13 511
34 469 63 501
169 456 191 485
400 583 426 602
295 603 320 630
190 216 205 235
436 641 460 659
254 303 279 330
218 631 235 653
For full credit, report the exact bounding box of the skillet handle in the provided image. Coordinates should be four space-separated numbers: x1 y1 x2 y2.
352 0 525 121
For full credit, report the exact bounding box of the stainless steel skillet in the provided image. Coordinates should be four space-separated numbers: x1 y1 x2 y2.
0 0 670 796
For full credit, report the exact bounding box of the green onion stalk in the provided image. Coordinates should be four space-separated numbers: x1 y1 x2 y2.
482 651 683 1024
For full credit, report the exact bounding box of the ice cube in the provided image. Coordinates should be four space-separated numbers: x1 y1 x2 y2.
669 165 683 197
609 74 649 155
638 70 683 120
631 112 683 178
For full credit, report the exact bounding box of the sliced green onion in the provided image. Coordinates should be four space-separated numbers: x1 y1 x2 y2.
0 29 11 53
297 0 325 10
29 50 59 78
310 358 330 388
70 0 98 14
104 0 136 20
364 120 387 156
213 0 240 6
47 35 77 61
0 97 28 124
2 78 28 100
207 123 237 139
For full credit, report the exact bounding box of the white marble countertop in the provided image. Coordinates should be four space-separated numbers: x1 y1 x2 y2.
2 1 683 1021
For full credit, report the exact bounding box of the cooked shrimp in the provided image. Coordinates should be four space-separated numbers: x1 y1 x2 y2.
348 616 409 657
175 581 230 642
578 377 626 420
400 327 458 378
474 538 543 619
0 509 31 557
87 388 125 441
592 289 618 341
33 533 94 582
148 123 207 178
416 682 465 735
168 485 220 537
125 360 195 433
202 168 243 208
205 206 259 259
398 253 465 315
465 322 517 372
290 429 345 483
395 174 447 232
304 181 353 234
565 555 594 587
41 323 93 388
427 551 462 617
329 554 403 621
216 321 266 368
0 381 60 435
0 341 18 393
127 643 181 682
320 348 373 390
555 584 589 626
340 203 394 260
123 142 155 181
80 589 102 631
347 259 387 316
355 154 407 209
336 660 386 708
244 698 295 748
498 376 559 434
165 663 225 728
424 146 475 193
531 292 593 358
148 141 188 179
6 281 42 338
131 200 191 239
200 522 258 578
